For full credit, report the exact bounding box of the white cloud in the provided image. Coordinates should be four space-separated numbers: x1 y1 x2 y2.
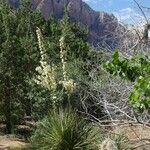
83 0 113 6
114 8 134 20
113 7 144 24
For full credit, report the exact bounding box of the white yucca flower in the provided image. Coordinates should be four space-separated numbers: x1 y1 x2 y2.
59 36 76 94
61 79 76 95
35 27 57 102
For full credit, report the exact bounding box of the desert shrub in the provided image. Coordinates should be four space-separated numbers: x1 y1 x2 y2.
31 108 100 150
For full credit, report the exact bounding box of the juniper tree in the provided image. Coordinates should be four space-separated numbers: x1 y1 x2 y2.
0 0 42 133
42 11 90 65
59 12 90 60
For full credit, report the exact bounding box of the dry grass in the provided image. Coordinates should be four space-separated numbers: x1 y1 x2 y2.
113 124 150 150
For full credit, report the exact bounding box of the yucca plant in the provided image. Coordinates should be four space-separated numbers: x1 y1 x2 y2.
31 108 100 150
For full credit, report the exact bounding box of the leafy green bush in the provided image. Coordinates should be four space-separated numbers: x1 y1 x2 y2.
103 51 150 112
31 109 100 150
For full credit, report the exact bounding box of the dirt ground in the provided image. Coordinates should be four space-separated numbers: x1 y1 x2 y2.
0 135 29 149
0 123 149 150
113 124 150 150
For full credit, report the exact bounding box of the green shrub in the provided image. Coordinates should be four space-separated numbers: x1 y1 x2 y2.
31 108 100 150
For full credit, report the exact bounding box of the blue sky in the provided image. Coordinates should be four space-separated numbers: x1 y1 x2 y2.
83 0 150 23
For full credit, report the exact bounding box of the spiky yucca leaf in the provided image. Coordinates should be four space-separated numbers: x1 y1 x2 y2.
31 109 100 150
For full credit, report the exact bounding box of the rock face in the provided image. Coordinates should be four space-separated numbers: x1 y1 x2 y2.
8 0 20 8
9 0 121 47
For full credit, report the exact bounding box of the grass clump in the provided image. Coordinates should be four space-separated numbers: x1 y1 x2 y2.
31 108 100 150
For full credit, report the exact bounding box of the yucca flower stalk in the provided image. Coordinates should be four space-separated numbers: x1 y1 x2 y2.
35 27 57 105
59 36 76 95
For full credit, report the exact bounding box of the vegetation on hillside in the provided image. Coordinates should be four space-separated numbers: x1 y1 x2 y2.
0 0 150 149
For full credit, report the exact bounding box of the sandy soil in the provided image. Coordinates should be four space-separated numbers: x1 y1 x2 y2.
0 136 29 149
113 124 150 150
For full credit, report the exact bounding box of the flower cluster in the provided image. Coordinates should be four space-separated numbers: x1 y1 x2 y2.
35 27 76 102
61 79 76 95
60 37 67 81
59 36 76 95
35 27 57 101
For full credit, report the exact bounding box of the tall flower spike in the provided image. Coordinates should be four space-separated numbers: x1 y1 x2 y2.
59 36 67 81
59 36 76 95
35 27 57 104
36 27 47 62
